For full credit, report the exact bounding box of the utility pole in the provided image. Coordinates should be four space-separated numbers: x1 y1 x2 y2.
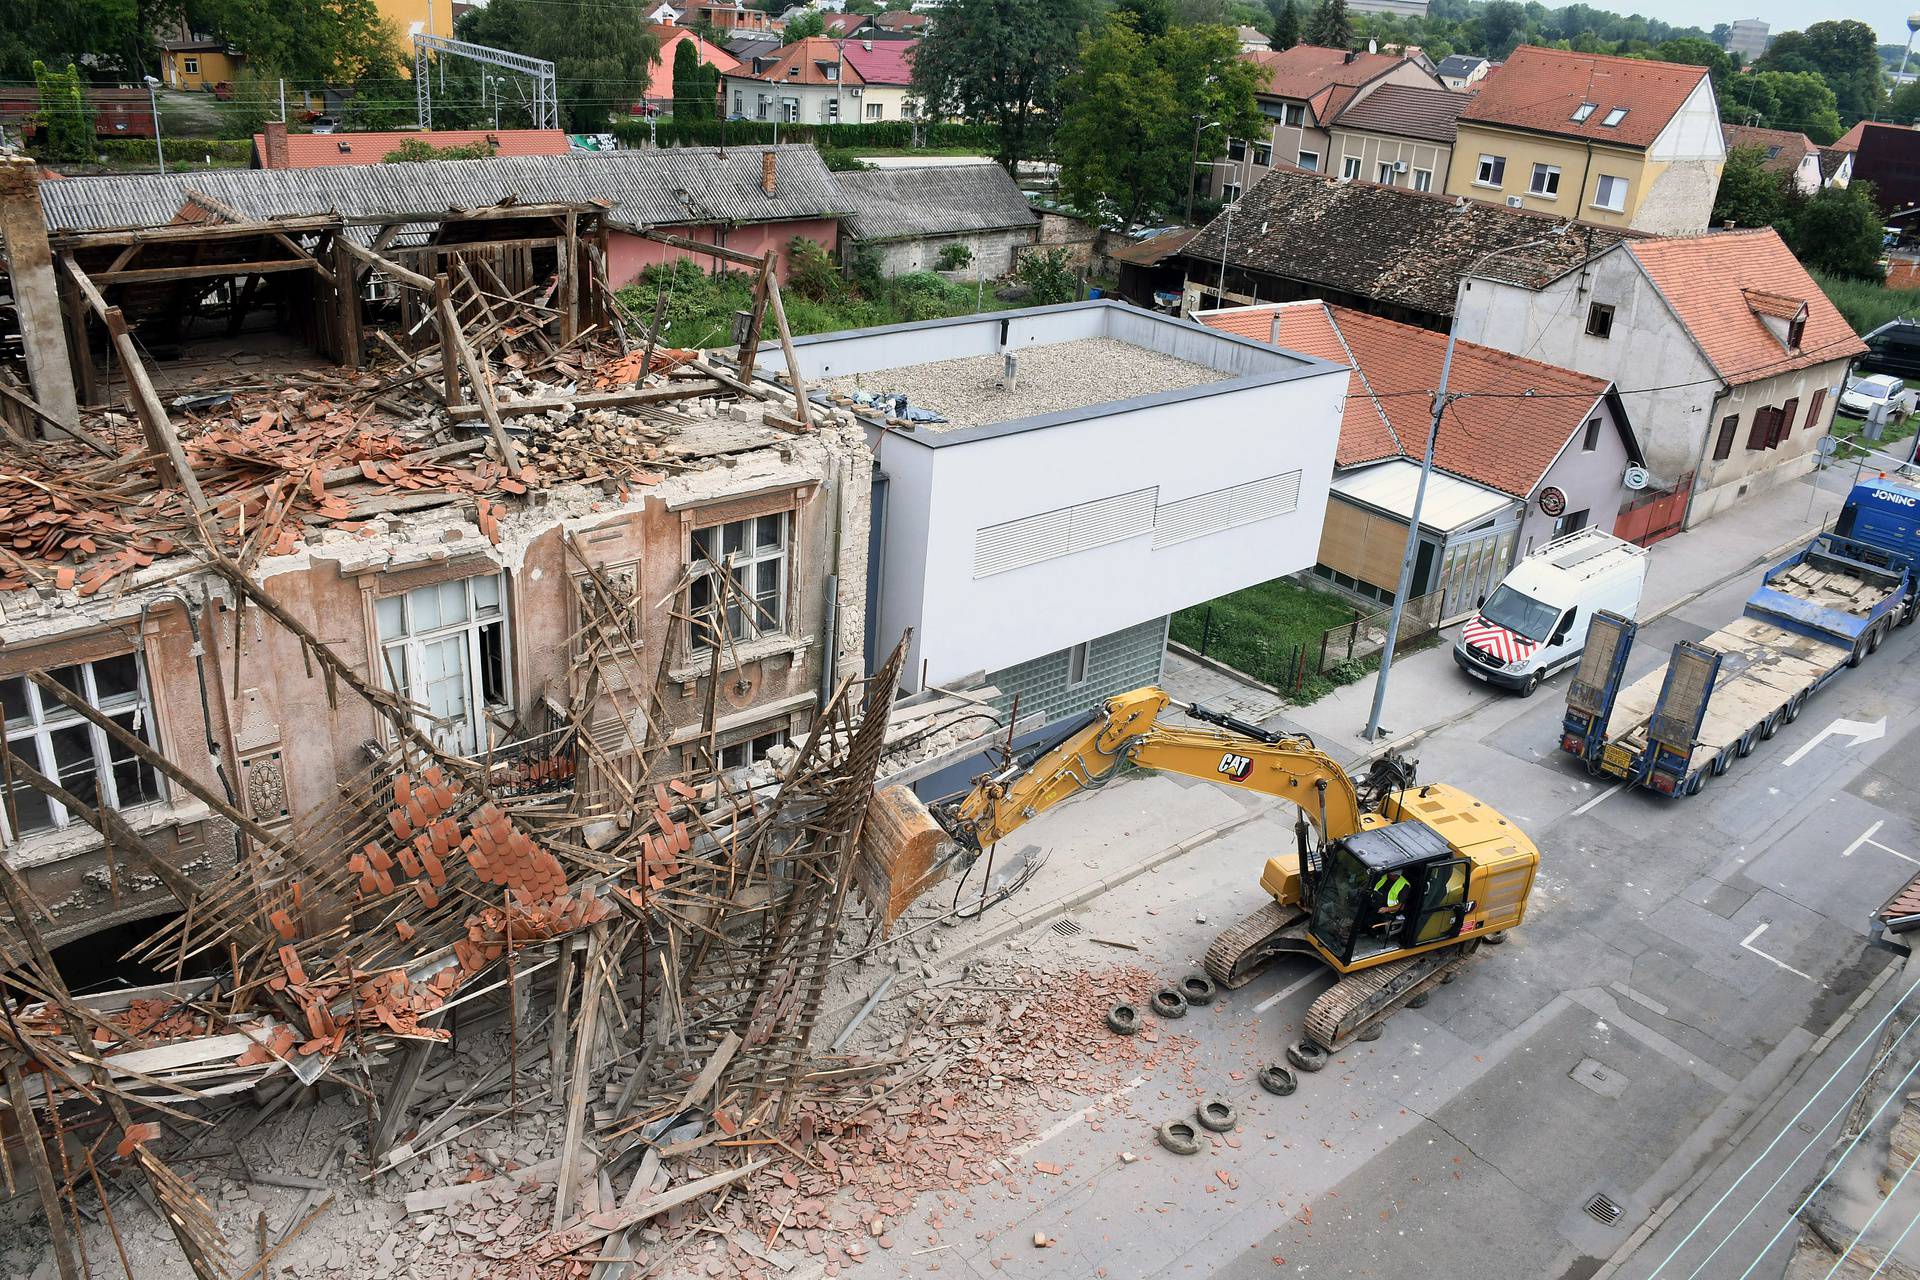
142 76 164 173
1362 232 1570 742
278 78 286 121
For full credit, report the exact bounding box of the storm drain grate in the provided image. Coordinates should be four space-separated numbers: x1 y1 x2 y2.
1052 919 1082 937
1586 1193 1623 1226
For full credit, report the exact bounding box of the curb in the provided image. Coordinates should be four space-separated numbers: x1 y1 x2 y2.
1166 642 1291 699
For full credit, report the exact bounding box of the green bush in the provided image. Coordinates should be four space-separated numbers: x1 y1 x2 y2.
609 118 998 151
93 137 256 164
1811 268 1920 336
1015 248 1078 305
786 236 842 303
935 241 974 271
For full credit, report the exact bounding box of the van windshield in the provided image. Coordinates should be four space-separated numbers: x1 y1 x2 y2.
1480 585 1559 641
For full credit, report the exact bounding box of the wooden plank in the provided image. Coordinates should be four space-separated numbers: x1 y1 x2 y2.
629 228 765 270
436 290 523 472
520 1161 766 1263
4 1065 81 1280
675 1031 740 1112
51 215 342 251
92 258 320 285
550 927 606 1230
764 274 812 428
442 382 727 421
0 378 117 456
435 276 461 409
339 239 435 293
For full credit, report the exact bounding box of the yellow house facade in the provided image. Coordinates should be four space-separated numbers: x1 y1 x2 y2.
162 42 242 91
376 0 459 43
1443 47 1725 235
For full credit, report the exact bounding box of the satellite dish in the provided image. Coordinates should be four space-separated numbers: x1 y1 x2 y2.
1623 465 1650 491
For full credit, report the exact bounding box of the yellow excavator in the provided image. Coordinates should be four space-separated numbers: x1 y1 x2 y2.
885 686 1540 1059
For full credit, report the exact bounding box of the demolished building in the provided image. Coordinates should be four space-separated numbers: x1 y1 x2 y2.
0 152 1013 1279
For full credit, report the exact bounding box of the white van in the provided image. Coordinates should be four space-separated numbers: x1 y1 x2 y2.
1453 529 1647 695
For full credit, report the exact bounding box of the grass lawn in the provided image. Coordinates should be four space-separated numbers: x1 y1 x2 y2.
1829 406 1919 460
1170 577 1365 703
1811 268 1920 335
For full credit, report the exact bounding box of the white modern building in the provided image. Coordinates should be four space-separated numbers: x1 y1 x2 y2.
764 301 1347 728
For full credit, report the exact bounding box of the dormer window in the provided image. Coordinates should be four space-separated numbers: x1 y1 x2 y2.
1765 145 1781 159
1571 102 1597 122
819 62 838 81
1787 313 1806 349
1601 107 1628 127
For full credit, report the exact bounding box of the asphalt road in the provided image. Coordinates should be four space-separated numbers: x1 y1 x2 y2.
860 564 1920 1280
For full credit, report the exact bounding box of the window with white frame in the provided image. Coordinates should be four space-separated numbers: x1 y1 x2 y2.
1066 642 1090 687
1411 166 1432 192
1376 161 1395 184
1283 103 1304 127
1227 137 1247 161
866 101 882 119
376 574 510 756
1221 181 1242 202
1601 107 1628 127
720 728 788 770
1342 155 1362 179
1252 142 1272 166
1297 149 1320 171
2 656 163 837
1593 173 1628 212
826 97 840 122
689 513 788 650
183 56 200 76
1476 154 1505 186
1529 162 1561 196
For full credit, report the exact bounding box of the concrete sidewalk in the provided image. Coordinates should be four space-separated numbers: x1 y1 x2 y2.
1178 465 1858 764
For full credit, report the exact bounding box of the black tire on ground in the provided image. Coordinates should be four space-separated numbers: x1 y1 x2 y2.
1685 773 1704 796
1106 1003 1140 1035
1355 1023 1384 1042
1522 671 1541 697
1180 973 1219 1007
1871 621 1888 654
1485 931 1508 945
1850 638 1867 667
1711 751 1732 777
1258 1064 1298 1096
1761 710 1784 740
1157 1119 1202 1155
1196 1097 1238 1132
1737 728 1758 758
1901 597 1919 627
1151 988 1188 1019
1408 991 1432 1008
1287 1040 1329 1073
1786 693 1806 723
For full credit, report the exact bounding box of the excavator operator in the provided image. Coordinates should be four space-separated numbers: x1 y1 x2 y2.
1371 870 1411 935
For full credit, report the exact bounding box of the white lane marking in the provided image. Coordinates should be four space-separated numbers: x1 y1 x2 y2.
1843 820 1918 865
1572 783 1625 817
1783 716 1888 767
1741 923 1816 982
1016 1075 1147 1154
1255 969 1324 1013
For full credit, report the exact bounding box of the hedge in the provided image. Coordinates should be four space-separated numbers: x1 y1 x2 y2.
610 117 998 151
92 137 255 163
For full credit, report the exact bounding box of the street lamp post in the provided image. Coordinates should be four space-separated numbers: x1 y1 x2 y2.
142 76 164 173
1896 13 1920 121
1361 232 1571 743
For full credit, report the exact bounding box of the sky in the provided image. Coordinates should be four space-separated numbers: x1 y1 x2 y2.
1644 3 1914 47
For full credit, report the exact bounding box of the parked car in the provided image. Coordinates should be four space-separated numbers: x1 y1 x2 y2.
1838 373 1918 419
1857 318 1920 381
1454 528 1647 696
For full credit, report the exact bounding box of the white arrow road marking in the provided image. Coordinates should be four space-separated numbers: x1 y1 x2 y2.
1783 716 1888 767
1843 820 1918 864
1572 782 1625 816
1740 923 1815 982
1255 968 1326 1013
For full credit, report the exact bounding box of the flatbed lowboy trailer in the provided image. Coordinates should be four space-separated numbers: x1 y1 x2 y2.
1559 477 1919 796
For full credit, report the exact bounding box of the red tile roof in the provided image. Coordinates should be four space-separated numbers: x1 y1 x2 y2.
1627 228 1865 385
1243 44 1412 123
253 128 571 169
1722 123 1816 175
641 29 740 102
821 13 866 35
732 36 866 85
875 11 926 29
1199 301 1617 497
1459 45 1709 149
837 37 915 87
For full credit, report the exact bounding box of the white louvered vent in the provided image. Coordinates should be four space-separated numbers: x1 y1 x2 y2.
1154 471 1303 548
974 487 1156 578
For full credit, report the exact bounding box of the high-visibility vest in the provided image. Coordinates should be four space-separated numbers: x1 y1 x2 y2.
1374 872 1410 910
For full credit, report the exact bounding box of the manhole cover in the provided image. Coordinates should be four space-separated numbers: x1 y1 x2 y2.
1571 1058 1628 1099
1586 1193 1623 1226
1051 919 1082 937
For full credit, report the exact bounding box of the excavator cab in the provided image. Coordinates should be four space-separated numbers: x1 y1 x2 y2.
1308 822 1471 969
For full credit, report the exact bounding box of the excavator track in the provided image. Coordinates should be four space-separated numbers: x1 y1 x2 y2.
1303 942 1477 1051
1204 901 1310 989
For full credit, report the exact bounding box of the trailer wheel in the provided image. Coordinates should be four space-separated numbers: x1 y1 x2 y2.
1761 710 1785 740
1850 636 1869 667
1737 728 1758 758
1785 693 1806 723
1685 773 1704 796
1711 750 1732 777
1901 596 1919 627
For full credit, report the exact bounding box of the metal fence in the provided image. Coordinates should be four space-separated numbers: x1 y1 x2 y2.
1313 589 1445 677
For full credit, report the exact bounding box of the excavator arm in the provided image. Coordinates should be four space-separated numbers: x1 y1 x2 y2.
935 686 1378 853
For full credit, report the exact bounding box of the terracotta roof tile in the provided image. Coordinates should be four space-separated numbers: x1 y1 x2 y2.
1333 83 1467 145
1198 302 1616 496
1628 229 1865 385
1244 44 1410 113
1722 123 1816 175
837 37 916 87
734 36 867 85
1460 45 1709 149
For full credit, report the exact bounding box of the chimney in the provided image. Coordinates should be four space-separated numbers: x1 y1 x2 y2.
264 119 290 169
1343 49 1356 64
1269 313 1283 345
762 150 776 195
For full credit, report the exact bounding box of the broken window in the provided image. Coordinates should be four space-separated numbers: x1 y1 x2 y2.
376 573 511 756
689 514 789 651
1529 163 1561 196
719 729 788 771
2 655 163 838
1586 302 1615 338
1476 154 1505 187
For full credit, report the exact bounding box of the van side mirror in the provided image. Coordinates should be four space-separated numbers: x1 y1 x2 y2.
1476 594 1486 609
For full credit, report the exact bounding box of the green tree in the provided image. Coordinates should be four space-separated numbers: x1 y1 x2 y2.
1888 77 1920 126
458 0 661 131
1303 0 1350 47
1116 0 1174 38
1711 145 1793 230
1651 35 1731 87
673 39 720 117
31 60 89 163
1 0 155 81
384 137 498 161
1477 0 1525 57
189 0 402 87
783 10 825 42
1269 0 1299 50
1755 20 1884 123
910 0 1098 173
1720 68 1843 144
1785 182 1886 280
1173 0 1232 26
1056 15 1262 227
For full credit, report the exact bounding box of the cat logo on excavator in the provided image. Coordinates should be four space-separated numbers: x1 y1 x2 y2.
1216 752 1253 782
